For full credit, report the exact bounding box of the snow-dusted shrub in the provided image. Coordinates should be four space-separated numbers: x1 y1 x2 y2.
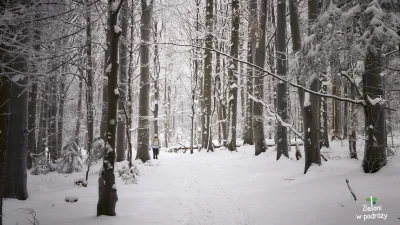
31 153 56 175
57 140 83 174
117 163 140 184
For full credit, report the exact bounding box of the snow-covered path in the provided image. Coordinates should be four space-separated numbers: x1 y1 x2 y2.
3 142 400 225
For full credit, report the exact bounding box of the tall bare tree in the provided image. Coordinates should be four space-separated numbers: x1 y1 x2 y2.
136 0 153 162
97 0 124 216
116 0 128 162
276 0 288 160
0 77 10 225
253 0 268 155
202 0 214 151
303 0 321 174
242 0 256 146
227 0 239 151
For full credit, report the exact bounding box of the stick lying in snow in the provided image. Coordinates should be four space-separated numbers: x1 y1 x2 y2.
346 179 357 201
321 153 328 162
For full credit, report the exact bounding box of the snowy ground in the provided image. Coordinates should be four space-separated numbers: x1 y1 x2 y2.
4 141 400 225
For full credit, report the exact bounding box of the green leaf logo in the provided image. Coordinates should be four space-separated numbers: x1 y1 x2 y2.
366 197 378 205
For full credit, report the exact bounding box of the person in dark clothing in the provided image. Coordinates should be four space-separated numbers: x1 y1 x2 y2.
152 134 160 159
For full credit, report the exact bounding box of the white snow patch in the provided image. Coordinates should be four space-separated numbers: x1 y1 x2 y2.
114 25 122 34
367 96 384 105
106 64 112 73
304 92 311 107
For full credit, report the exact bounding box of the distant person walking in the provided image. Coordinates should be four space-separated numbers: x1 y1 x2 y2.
152 134 160 159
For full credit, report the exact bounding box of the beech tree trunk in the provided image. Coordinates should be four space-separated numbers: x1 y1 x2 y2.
362 48 386 173
97 0 123 216
116 1 128 162
27 78 37 169
227 0 239 151
242 0 255 145
202 0 214 151
349 84 357 159
303 0 321 174
0 77 11 225
75 76 83 145
48 76 58 161
57 75 65 152
253 0 268 155
135 0 153 162
276 0 288 160
4 75 29 200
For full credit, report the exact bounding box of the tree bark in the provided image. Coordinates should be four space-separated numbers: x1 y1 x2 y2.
4 75 29 200
303 0 321 174
242 0 255 145
349 83 357 159
0 77 11 225
227 0 239 151
362 48 386 173
202 0 214 151
100 13 111 140
320 76 329 148
48 76 58 161
37 83 48 154
116 0 128 162
135 0 153 162
152 20 160 138
276 0 288 160
253 0 268 155
343 83 348 139
27 78 37 169
85 0 95 181
97 0 123 216
75 76 83 145
57 75 65 152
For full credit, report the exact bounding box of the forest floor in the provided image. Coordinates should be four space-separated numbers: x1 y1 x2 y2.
3 140 400 225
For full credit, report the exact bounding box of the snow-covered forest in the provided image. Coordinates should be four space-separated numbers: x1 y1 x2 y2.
1 0 400 224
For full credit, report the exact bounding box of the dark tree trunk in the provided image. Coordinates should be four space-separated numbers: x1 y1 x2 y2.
116 1 128 162
0 77 11 225
304 0 321 174
227 0 239 152
191 0 200 153
320 76 329 148
48 76 58 161
86 0 94 173
242 0 255 145
253 0 268 155
276 0 288 160
202 0 214 151
97 0 123 216
343 83 348 139
4 76 29 200
362 48 386 173
126 1 135 165
27 79 37 169
75 76 83 145
57 76 65 152
37 83 48 154
349 83 357 159
100 13 111 140
135 0 153 162
152 20 160 138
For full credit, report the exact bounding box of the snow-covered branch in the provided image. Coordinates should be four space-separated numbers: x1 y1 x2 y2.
155 42 367 106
